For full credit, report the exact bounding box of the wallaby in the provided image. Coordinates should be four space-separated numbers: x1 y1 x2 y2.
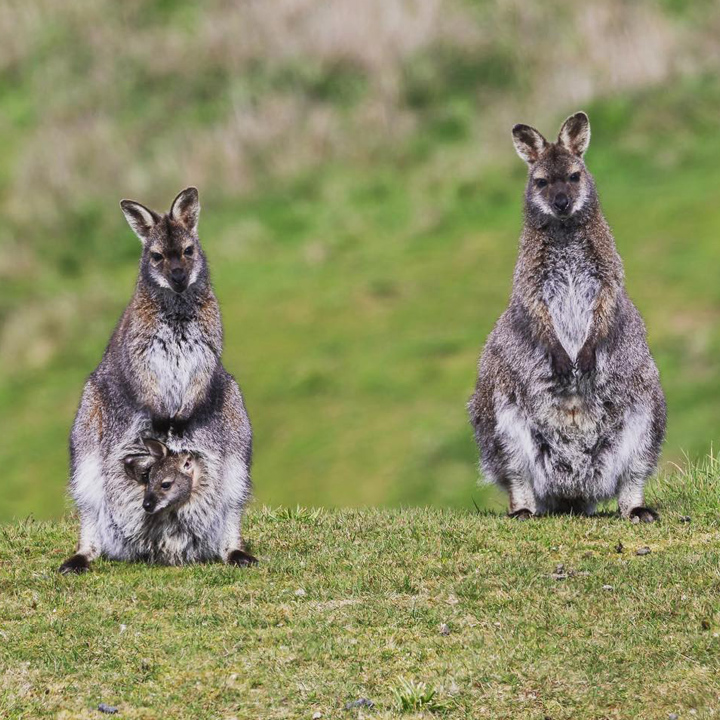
468 112 666 521
124 438 195 516
59 188 256 573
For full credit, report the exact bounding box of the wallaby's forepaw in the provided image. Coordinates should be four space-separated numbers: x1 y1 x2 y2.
59 553 91 574
227 549 258 567
508 508 534 521
576 342 596 375
628 507 659 524
550 347 573 382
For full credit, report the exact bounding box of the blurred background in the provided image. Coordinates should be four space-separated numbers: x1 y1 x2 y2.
1 0 719 522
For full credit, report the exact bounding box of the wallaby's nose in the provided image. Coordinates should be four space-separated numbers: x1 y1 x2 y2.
170 267 186 282
553 193 570 213
143 495 157 513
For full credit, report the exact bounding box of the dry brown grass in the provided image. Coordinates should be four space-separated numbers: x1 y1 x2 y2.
1 0 717 234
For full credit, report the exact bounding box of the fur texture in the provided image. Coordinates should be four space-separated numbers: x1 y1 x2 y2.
468 112 666 520
60 188 255 572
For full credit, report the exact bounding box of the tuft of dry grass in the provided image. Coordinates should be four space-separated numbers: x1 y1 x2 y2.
1 0 719 246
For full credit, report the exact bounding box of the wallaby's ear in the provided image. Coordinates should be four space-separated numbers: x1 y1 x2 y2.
120 200 161 244
558 111 590 157
143 438 168 460
122 454 139 478
123 453 153 481
512 124 548 165
181 453 195 474
170 187 200 233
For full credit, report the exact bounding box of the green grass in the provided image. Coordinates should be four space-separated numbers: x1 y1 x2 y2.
3 78 720 521
2 4 720 520
1 459 719 719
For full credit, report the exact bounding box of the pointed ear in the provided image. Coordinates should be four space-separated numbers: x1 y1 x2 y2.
142 438 168 460
120 200 161 243
558 111 590 157
181 453 195 473
170 187 200 233
512 124 548 165
122 454 140 479
123 453 154 481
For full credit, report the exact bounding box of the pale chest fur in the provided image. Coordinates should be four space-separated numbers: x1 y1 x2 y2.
542 242 600 360
138 319 217 417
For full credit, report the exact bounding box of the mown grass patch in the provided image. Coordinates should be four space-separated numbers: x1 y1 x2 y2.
1 464 719 719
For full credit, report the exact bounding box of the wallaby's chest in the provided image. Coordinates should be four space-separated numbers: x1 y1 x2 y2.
542 244 600 360
142 320 216 417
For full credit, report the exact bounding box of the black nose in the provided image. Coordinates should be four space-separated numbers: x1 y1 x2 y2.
553 193 570 212
143 497 156 513
170 267 186 282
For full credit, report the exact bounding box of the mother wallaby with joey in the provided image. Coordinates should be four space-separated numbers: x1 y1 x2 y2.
469 112 666 521
60 187 257 573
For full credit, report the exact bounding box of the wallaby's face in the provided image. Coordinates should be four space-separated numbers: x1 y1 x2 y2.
512 112 595 221
123 439 196 515
120 187 205 295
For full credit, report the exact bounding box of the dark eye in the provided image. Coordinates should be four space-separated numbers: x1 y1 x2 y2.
160 481 172 490
151 252 163 262
184 246 194 257
569 172 581 182
535 178 548 189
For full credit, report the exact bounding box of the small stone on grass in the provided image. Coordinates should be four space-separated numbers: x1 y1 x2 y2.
635 546 651 556
439 623 451 636
97 703 118 714
345 697 374 710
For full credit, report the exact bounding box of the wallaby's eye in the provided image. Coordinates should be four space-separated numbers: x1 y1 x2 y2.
160 481 172 490
569 172 581 182
184 246 194 257
535 178 548 189
151 252 163 262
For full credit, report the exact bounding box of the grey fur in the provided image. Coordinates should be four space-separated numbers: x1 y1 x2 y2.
468 112 666 520
60 188 255 572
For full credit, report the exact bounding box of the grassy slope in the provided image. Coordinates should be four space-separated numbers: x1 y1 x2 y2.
1 461 720 719
3 80 720 521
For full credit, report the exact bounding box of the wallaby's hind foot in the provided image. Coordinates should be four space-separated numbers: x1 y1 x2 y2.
59 553 91 574
508 508 534 521
628 507 659 524
227 549 258 567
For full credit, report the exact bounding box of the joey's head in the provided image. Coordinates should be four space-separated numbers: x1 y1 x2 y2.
120 187 206 295
512 112 597 225
123 438 197 515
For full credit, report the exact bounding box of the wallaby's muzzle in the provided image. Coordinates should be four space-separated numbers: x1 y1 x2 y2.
169 267 188 293
143 493 158 513
552 191 570 216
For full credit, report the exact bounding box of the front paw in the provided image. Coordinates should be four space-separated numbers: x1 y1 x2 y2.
227 549 258 567
550 346 573 381
508 508 534 521
576 343 596 375
59 553 91 574
628 507 659 524
150 416 172 437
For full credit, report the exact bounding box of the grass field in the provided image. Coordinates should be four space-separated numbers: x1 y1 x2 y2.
1 458 719 719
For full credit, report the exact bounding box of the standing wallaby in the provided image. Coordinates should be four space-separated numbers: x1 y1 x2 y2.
468 112 666 521
60 188 256 573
